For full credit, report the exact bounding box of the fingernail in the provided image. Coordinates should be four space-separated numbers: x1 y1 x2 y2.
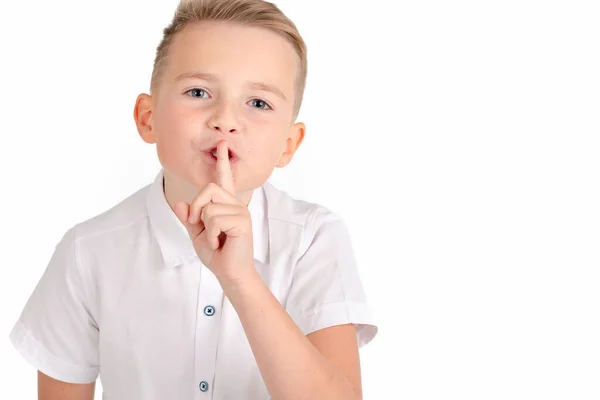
188 213 194 224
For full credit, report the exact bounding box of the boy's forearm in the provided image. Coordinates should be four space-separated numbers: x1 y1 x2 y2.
219 268 359 400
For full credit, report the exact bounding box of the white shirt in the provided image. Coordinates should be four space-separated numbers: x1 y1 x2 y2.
9 168 378 400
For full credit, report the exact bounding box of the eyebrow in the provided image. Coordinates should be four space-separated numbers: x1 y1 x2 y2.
174 71 288 101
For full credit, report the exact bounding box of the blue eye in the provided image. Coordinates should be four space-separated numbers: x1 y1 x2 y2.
185 88 208 98
184 88 272 111
249 99 272 111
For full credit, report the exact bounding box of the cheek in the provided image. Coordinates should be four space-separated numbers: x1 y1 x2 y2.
245 136 284 166
155 102 186 137
153 105 200 167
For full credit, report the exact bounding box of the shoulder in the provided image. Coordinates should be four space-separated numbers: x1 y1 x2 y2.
262 180 342 229
262 181 349 253
69 183 151 246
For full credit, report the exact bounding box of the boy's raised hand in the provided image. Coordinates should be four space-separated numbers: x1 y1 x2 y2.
174 139 255 285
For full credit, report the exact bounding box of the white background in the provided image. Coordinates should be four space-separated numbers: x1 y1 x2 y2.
1 0 599 399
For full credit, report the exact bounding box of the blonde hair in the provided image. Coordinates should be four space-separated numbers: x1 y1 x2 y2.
150 0 308 119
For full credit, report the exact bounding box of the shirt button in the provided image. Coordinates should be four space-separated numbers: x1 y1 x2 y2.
199 381 209 392
204 305 215 316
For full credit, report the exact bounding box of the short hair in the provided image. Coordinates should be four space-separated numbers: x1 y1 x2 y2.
151 0 308 119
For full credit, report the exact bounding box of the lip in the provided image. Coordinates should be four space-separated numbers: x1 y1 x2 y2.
202 147 240 164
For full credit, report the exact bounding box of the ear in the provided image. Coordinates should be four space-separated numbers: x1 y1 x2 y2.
276 122 305 168
134 93 156 144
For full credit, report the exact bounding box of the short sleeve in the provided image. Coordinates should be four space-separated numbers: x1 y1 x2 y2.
286 208 378 348
8 227 100 384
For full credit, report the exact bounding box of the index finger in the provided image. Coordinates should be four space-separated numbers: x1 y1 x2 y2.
216 139 235 194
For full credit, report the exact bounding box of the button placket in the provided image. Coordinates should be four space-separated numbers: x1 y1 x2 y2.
194 262 224 397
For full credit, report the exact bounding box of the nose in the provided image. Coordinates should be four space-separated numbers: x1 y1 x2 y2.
212 125 237 134
208 103 241 135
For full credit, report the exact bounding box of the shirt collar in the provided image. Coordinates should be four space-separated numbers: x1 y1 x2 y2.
146 168 263 268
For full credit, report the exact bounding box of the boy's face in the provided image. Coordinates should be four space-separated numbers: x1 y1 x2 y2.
135 21 304 200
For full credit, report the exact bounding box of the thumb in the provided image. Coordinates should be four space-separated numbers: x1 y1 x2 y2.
174 200 204 240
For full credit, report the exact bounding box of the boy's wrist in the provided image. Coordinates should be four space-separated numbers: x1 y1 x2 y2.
217 264 262 294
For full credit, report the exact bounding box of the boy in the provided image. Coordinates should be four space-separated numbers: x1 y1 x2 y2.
9 0 378 399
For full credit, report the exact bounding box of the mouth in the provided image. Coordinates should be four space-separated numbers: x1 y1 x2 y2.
204 147 239 163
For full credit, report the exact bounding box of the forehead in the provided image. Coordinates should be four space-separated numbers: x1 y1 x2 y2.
165 21 298 94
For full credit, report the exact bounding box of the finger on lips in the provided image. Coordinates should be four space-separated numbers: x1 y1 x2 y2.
186 140 237 225
216 139 235 194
